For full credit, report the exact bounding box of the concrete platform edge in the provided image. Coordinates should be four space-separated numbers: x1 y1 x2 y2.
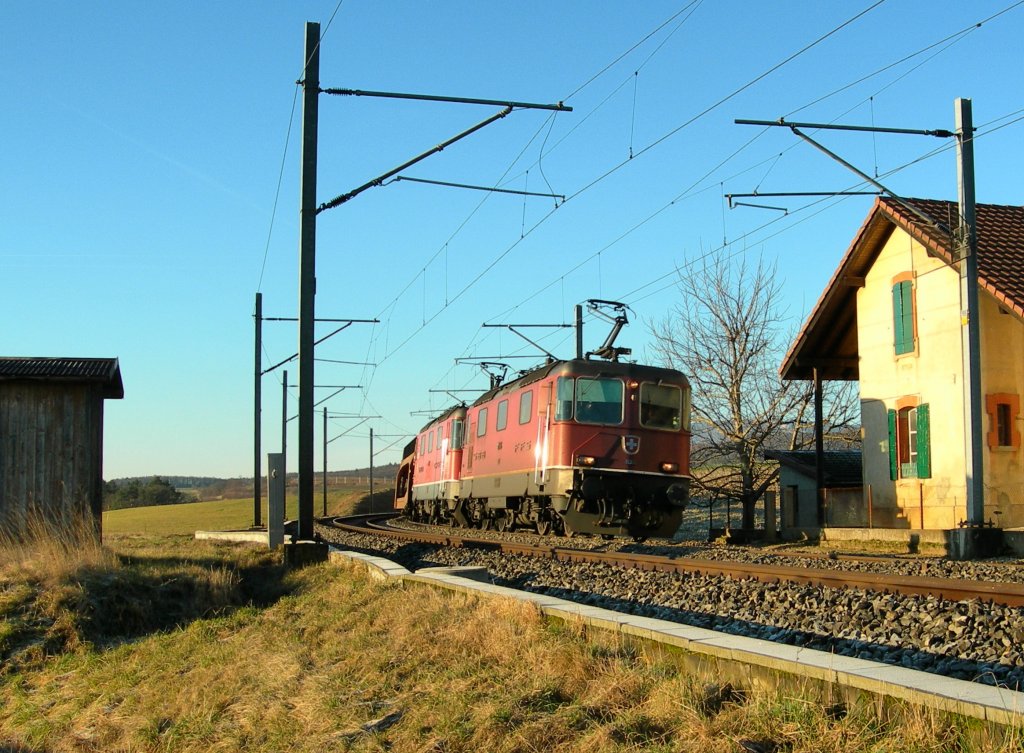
325 548 1024 727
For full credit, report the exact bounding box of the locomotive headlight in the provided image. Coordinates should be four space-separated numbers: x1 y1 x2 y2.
576 455 596 467
660 461 679 473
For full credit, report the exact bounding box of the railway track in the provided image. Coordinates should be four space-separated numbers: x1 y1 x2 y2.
328 513 1024 608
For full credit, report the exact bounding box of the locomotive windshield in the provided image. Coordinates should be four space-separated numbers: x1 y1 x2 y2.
556 376 624 425
639 383 684 430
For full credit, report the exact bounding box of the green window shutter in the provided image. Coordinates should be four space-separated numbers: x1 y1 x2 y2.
892 284 905 353
887 409 898 480
901 282 915 352
892 281 914 355
916 403 931 479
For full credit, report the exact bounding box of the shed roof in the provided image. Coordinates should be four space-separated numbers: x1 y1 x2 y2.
0 358 124 399
764 450 862 488
780 197 1024 381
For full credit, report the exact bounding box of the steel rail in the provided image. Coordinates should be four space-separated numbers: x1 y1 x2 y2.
325 515 1024 608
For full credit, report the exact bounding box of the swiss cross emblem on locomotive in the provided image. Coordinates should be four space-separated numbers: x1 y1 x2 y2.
622 435 640 454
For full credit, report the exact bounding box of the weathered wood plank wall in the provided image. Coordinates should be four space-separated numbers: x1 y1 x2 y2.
0 382 104 535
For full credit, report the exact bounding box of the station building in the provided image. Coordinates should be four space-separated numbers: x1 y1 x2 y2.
781 197 1024 533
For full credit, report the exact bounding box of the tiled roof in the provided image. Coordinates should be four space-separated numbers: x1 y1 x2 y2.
0 358 124 399
883 198 1024 319
764 450 862 487
780 197 1024 381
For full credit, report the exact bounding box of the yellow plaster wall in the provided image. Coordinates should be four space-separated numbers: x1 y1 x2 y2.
979 294 1024 526
857 228 966 529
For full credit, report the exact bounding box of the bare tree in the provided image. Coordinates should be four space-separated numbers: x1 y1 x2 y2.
648 255 858 530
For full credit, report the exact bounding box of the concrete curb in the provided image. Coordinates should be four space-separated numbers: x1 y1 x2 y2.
328 545 1024 728
194 530 281 545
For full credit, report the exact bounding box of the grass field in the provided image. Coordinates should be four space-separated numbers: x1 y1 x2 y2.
3 498 1021 751
102 486 395 537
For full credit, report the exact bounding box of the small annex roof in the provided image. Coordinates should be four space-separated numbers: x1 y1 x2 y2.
0 357 124 399
764 449 862 488
781 197 1024 382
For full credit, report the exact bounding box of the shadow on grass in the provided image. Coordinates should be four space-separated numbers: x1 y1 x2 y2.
2 552 298 671
79 554 294 646
348 489 396 516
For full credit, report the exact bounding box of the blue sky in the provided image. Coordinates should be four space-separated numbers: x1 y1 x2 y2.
4 1 1024 479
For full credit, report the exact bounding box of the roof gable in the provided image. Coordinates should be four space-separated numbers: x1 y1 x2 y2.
781 197 1024 381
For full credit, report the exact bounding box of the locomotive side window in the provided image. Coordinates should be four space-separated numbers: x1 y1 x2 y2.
428 431 434 453
575 378 623 425
451 419 464 449
639 383 682 430
496 399 508 431
477 407 488 437
519 390 533 424
555 377 574 420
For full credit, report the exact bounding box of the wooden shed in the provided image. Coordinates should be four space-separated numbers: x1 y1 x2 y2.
0 357 124 537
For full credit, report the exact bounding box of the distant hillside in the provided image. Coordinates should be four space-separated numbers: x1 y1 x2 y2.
109 475 223 489
108 466 399 504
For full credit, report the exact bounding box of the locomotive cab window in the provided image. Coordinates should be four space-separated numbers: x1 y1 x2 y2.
428 431 434 453
477 408 488 437
555 377 574 420
575 377 623 425
496 399 508 431
451 419 465 450
519 390 533 425
640 383 682 430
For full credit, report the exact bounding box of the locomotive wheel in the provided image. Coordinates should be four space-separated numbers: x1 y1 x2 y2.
495 514 509 532
482 518 493 531
536 520 551 536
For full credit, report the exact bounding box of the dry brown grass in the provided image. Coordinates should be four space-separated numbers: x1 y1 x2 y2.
1 533 1022 752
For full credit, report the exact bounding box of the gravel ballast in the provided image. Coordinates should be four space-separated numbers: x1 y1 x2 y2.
315 520 1024 690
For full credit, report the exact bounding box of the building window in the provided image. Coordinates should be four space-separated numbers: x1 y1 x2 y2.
897 407 917 477
477 408 488 437
986 393 1021 449
496 399 508 431
892 278 916 355
888 402 930 479
519 390 533 425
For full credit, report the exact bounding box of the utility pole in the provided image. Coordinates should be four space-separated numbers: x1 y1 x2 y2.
956 97 984 526
282 369 288 470
813 368 825 526
297 21 319 542
575 304 584 359
253 292 262 527
323 407 328 517
369 427 374 513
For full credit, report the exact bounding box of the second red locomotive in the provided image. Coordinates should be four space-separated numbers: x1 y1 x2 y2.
394 357 691 539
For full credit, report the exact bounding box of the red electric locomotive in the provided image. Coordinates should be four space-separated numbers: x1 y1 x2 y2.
395 353 692 540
